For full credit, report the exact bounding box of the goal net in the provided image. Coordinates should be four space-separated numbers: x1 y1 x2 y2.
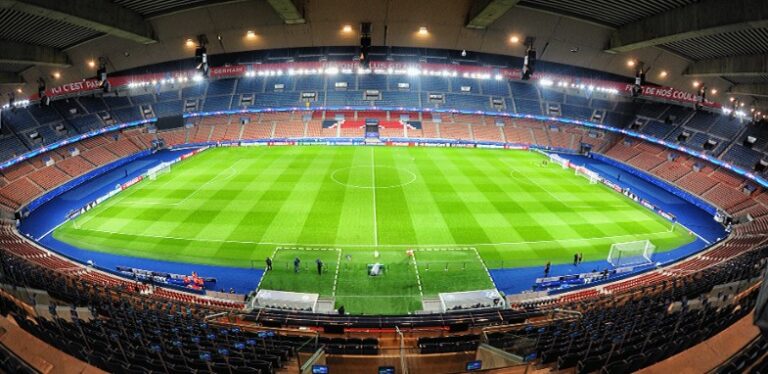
607 240 656 267
252 289 319 312
549 153 570 169
147 162 171 180
574 166 600 184
439 289 504 312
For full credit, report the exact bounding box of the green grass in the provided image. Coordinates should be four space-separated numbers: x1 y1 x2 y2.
53 146 695 314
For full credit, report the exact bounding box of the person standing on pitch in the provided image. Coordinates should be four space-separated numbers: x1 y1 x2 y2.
265 257 272 271
573 253 578 266
294 257 301 273
316 259 323 275
544 261 551 276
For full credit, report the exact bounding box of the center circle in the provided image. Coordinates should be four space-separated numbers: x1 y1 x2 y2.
331 166 417 189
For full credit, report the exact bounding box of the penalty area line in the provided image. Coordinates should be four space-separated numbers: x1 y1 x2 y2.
410 251 425 299
333 248 341 297
270 246 342 297
254 246 282 292
472 247 497 289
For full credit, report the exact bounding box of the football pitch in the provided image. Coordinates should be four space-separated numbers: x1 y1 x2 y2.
54 146 694 314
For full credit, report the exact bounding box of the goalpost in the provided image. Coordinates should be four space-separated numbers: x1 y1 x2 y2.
574 165 600 184
607 240 656 267
147 162 172 181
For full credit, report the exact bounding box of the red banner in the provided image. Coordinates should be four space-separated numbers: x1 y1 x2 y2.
209 65 246 78
121 175 143 190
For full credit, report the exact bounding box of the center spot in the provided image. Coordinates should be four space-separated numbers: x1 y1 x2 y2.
331 166 417 189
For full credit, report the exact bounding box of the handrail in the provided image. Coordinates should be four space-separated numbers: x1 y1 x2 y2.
480 308 583 341
396 326 408 374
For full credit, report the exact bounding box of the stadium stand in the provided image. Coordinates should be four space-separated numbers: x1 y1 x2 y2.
80 147 120 166
439 123 471 140
242 121 274 139
471 123 504 142
2 45 768 374
715 335 768 373
0 108 766 373
26 167 70 190
1 201 762 374
0 178 42 208
2 71 767 178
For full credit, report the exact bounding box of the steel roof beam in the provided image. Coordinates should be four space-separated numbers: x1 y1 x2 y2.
684 55 768 77
606 0 768 53
466 0 520 29
266 0 305 24
730 84 768 98
0 71 24 85
0 0 157 44
0 40 70 67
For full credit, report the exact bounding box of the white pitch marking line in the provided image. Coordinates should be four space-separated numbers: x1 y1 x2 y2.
472 247 497 289
673 221 712 245
74 152 253 230
371 148 379 247
132 160 243 207
329 167 416 189
72 227 674 248
324 295 417 299
506 156 707 244
39 219 69 240
255 246 282 292
270 246 342 296
73 162 241 230
332 248 342 297
411 250 425 298
503 159 574 208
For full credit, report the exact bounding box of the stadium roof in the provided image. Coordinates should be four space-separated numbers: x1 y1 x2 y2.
0 0 766 109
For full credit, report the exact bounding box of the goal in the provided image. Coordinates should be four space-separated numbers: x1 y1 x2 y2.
607 240 656 267
439 289 504 312
574 166 600 184
252 289 319 312
147 162 171 180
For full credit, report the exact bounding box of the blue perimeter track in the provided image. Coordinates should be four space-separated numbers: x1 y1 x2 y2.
18 148 725 296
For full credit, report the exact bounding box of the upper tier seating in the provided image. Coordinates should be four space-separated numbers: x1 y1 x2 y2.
2 73 765 173
0 136 28 161
68 114 104 133
27 105 62 125
685 112 719 132
76 96 108 113
2 109 38 132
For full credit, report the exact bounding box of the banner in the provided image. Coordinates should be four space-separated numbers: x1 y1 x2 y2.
26 60 720 110
121 176 143 190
